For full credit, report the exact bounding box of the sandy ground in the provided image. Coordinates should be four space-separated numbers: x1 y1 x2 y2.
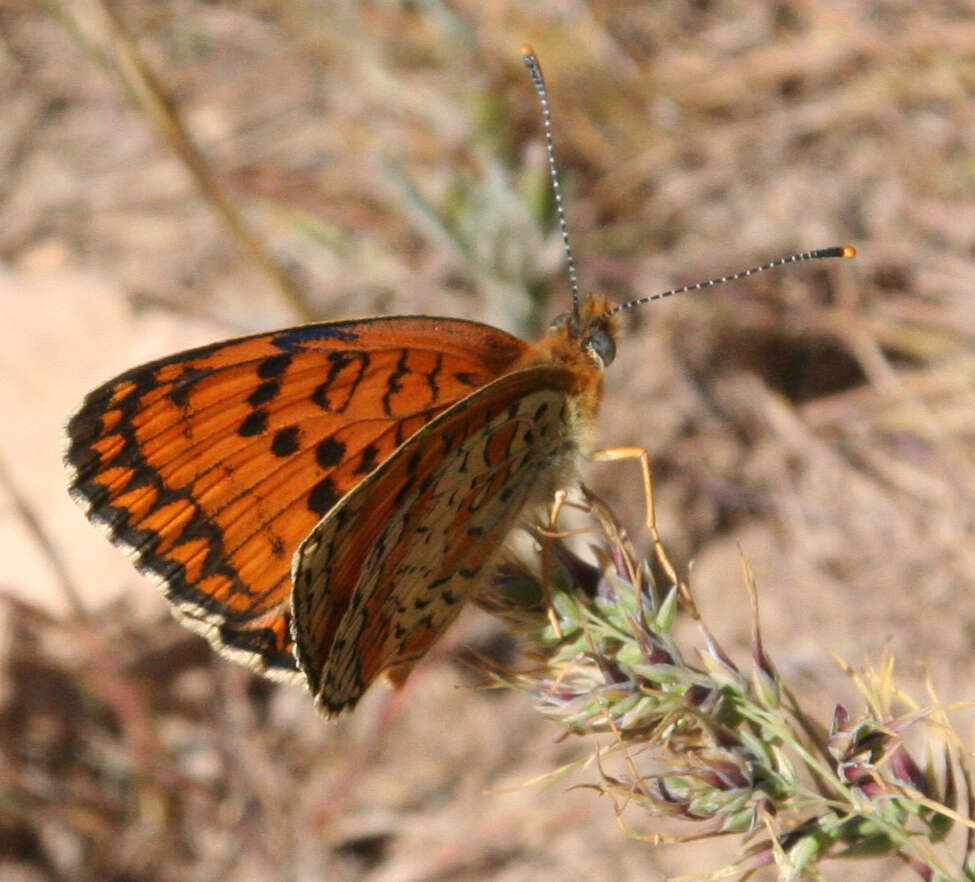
1 2 973 880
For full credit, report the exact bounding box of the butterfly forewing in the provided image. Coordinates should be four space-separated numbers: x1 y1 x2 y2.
291 365 580 717
65 316 530 677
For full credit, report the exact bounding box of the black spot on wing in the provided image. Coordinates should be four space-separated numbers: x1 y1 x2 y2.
248 379 280 407
238 410 268 437
258 353 292 378
355 444 379 476
425 351 444 402
382 350 409 416
312 351 368 413
271 425 301 457
308 477 341 516
316 437 347 469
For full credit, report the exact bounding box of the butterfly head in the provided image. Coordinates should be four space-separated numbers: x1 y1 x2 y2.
547 293 619 371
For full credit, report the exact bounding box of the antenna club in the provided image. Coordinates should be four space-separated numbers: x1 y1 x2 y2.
810 245 856 260
521 44 536 59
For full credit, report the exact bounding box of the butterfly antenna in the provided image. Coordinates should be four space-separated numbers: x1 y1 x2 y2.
602 245 857 319
522 45 581 322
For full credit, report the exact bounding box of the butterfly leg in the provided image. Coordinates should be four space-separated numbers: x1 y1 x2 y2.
548 487 569 527
589 446 682 593
540 489 568 639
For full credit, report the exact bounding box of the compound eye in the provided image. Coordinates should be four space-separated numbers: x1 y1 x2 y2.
585 324 616 368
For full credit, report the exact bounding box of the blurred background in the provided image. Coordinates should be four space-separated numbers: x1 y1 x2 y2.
1 1 973 879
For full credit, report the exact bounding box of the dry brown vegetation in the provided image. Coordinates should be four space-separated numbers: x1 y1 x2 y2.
1 1 973 880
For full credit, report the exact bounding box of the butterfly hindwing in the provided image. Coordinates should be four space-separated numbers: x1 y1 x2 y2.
291 365 579 716
65 316 529 678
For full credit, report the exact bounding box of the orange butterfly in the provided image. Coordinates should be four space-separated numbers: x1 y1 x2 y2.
65 47 853 717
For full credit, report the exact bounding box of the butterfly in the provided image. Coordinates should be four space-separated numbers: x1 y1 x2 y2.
64 46 853 718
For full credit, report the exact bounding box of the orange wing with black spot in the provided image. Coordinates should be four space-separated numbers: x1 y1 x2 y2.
65 316 529 678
